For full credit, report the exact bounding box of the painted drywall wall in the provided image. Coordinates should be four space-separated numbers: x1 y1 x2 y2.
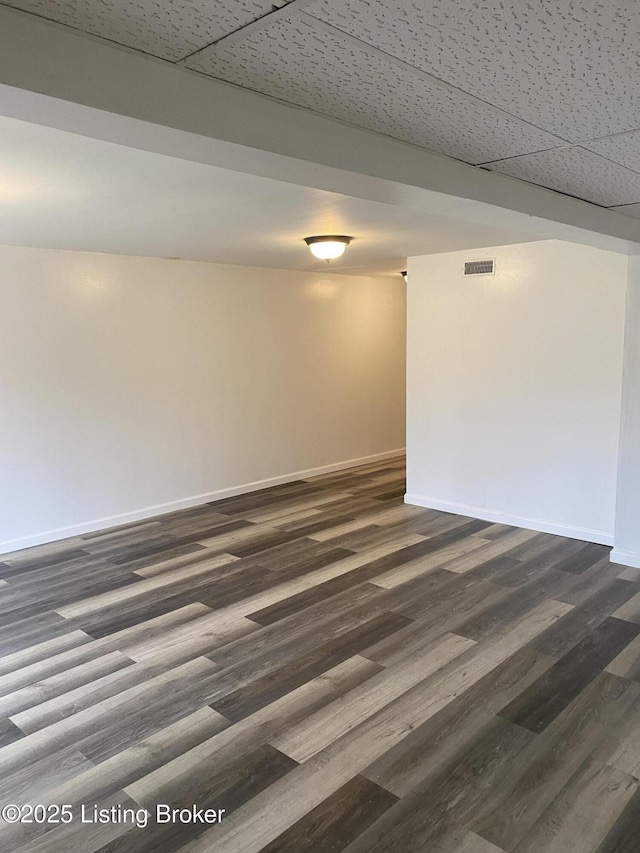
612 255 640 567
406 239 627 544
0 245 406 550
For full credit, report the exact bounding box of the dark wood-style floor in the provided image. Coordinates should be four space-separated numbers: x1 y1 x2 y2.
2 457 640 852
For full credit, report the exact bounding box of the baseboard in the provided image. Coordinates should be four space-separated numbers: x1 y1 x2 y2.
0 448 405 554
610 549 640 569
404 493 613 546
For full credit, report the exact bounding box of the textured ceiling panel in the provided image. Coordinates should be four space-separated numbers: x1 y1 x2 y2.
187 16 564 165
0 0 281 60
484 147 640 207
309 0 640 142
583 130 640 173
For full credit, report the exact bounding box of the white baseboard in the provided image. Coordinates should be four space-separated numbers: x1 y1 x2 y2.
404 493 613 546
610 549 640 569
0 448 405 555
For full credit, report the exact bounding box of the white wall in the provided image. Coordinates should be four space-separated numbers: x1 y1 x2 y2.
406 239 627 545
0 245 406 550
612 255 640 567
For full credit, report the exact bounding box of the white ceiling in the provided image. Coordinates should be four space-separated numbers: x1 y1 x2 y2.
0 116 542 275
2 0 640 216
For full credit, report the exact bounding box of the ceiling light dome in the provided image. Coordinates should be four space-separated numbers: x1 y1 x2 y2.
304 235 352 262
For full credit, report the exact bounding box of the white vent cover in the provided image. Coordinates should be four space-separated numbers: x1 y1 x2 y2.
464 259 495 276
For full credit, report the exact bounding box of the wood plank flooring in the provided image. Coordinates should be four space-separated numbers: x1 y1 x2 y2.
1 456 640 851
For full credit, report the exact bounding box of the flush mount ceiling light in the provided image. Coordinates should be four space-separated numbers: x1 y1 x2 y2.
304 235 352 262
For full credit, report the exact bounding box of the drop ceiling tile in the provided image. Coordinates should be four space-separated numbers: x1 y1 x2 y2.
583 130 640 173
309 0 640 142
484 147 640 207
1 0 282 61
187 16 564 165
